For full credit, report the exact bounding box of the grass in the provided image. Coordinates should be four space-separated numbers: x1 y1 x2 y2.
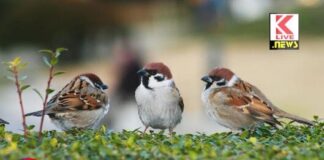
0 118 323 160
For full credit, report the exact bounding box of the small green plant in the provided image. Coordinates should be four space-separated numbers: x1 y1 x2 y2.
0 119 322 159
35 48 67 138
4 57 30 137
2 48 67 139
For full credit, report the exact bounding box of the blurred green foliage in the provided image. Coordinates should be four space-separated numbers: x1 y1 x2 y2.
224 4 324 39
0 0 323 61
0 0 117 46
0 0 133 61
4 57 30 93
0 1 323 45
0 119 323 159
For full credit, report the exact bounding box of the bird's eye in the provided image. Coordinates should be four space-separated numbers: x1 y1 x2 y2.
94 83 101 89
216 79 226 86
154 76 165 81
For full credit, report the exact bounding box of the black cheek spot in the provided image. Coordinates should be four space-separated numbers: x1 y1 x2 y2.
154 76 164 81
216 81 226 86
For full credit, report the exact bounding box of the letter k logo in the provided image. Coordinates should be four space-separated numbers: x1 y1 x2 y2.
276 15 293 34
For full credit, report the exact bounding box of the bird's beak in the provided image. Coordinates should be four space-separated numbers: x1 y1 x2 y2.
201 75 213 83
137 69 149 77
101 84 108 90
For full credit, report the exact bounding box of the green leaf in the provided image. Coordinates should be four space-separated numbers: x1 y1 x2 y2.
2 61 10 65
42 56 51 67
39 49 54 55
50 57 58 66
46 88 55 94
249 137 257 145
55 48 68 58
4 57 28 72
54 71 65 77
5 76 15 81
20 85 30 91
27 125 35 130
50 138 58 147
33 88 44 101
240 130 249 139
6 68 14 73
19 75 28 81
10 57 22 66
17 62 28 70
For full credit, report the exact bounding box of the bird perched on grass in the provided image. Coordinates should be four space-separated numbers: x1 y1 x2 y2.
201 67 313 131
25 73 109 130
0 118 9 125
135 62 184 135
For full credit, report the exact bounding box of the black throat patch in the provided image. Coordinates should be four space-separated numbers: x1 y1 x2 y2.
142 77 153 90
205 82 212 90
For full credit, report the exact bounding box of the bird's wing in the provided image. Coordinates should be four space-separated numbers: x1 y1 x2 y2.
224 89 281 126
239 81 276 107
246 82 313 125
46 78 107 113
173 86 184 112
26 77 107 116
47 90 106 113
235 80 286 111
44 76 85 109
178 97 184 112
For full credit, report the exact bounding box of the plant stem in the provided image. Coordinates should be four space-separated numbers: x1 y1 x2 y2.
13 67 28 137
39 66 54 139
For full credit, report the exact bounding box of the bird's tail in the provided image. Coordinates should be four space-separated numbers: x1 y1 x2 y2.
0 119 9 124
273 107 314 126
25 110 44 117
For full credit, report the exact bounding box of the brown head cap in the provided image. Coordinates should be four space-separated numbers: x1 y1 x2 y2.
79 73 104 85
208 67 235 81
144 62 172 79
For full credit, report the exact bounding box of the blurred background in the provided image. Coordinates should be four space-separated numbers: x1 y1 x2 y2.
0 0 323 134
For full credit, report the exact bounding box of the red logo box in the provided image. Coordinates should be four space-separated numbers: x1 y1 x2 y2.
269 13 299 50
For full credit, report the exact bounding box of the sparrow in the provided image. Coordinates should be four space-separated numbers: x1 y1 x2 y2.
25 73 109 130
201 67 313 131
0 118 9 125
135 62 184 135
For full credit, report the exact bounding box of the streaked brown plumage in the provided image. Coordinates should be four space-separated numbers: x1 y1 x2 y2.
25 73 109 130
201 67 313 131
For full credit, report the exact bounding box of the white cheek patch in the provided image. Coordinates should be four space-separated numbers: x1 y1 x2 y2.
227 75 238 87
148 74 173 88
212 75 238 88
209 84 220 90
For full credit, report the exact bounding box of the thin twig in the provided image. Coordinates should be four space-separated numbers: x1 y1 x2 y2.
38 66 54 139
13 67 28 137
